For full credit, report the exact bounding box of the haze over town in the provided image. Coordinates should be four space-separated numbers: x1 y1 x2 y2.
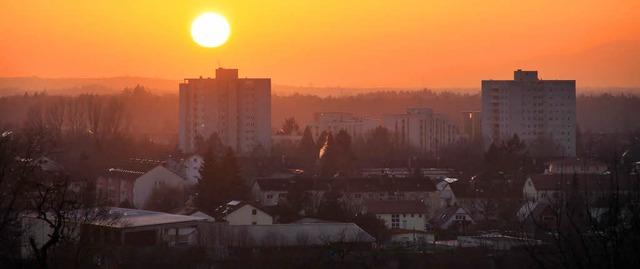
1 1 640 269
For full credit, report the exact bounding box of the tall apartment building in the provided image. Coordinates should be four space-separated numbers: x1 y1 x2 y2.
384 108 461 156
179 68 271 155
481 70 576 157
306 112 381 141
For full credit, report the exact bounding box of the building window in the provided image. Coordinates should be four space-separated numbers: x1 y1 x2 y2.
391 214 400 228
252 209 257 215
252 221 257 225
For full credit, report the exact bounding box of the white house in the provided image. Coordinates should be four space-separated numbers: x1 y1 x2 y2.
430 206 475 230
363 200 429 231
523 173 638 206
250 178 290 207
215 200 273 225
133 165 189 209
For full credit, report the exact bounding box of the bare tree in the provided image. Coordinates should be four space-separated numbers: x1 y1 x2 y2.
66 96 86 136
522 171 640 268
101 96 128 140
44 98 66 144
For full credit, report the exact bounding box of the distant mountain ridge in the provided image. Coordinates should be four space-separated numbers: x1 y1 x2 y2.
0 76 180 96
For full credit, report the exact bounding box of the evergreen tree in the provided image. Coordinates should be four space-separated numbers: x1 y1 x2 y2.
334 129 355 173
366 126 393 167
277 117 300 135
197 147 222 213
296 127 317 171
219 147 244 200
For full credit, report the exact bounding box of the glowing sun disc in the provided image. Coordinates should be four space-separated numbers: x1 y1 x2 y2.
191 13 230 47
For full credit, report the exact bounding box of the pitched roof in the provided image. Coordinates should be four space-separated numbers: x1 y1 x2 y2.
547 157 607 167
253 177 331 192
95 207 209 229
214 200 270 218
227 223 375 247
342 177 437 192
363 200 428 214
430 206 472 227
529 173 639 191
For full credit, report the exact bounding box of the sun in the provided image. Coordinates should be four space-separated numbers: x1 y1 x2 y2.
191 13 230 48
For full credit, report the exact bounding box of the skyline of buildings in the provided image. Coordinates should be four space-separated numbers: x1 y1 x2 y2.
178 68 578 159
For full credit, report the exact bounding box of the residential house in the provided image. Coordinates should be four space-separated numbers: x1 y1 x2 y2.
342 177 440 216
250 178 292 207
522 173 639 206
430 206 475 230
363 200 428 231
250 177 327 211
545 157 608 174
97 158 195 209
132 164 190 209
214 200 273 225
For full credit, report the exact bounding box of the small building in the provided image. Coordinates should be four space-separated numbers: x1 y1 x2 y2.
215 200 273 225
20 207 210 258
545 157 608 175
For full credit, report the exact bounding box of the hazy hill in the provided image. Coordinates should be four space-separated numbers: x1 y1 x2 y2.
0 77 180 96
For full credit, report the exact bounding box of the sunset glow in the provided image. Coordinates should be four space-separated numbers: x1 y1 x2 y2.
1 1 639 89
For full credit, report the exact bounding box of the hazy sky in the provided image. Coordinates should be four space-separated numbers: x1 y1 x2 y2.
1 0 639 88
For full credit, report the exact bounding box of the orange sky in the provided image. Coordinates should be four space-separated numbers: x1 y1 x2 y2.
1 0 639 89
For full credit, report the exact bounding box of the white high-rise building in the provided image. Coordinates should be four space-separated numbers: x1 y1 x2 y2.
384 108 461 156
481 70 576 157
179 68 271 155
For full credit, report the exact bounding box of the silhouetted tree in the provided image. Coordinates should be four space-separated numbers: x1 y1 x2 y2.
197 147 221 213
334 129 355 174
366 126 393 167
276 117 300 135
315 190 349 222
219 147 244 200
296 127 317 172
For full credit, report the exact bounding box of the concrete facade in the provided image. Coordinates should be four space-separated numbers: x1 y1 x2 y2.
179 68 271 155
384 108 461 156
481 70 576 156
